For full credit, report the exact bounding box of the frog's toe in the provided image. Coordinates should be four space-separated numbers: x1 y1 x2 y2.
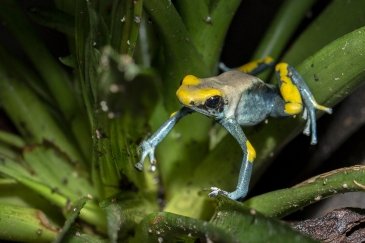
209 187 229 198
135 140 156 171
303 117 311 136
134 162 144 171
314 103 332 114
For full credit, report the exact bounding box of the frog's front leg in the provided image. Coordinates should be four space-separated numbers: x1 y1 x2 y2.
275 63 332 144
209 118 255 200
135 107 192 171
219 56 274 75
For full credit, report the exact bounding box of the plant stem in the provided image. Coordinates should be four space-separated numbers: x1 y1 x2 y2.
244 165 365 218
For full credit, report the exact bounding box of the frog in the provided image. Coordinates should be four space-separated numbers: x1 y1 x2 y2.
134 57 332 200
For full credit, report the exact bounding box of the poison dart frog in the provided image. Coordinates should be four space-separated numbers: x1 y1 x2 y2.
135 57 332 200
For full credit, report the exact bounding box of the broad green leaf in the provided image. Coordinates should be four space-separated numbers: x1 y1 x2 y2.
0 131 25 148
133 211 235 243
211 198 316 242
143 0 211 107
283 0 365 65
0 44 56 106
0 2 90 157
0 179 62 223
90 46 159 198
103 202 122 243
28 7 74 36
66 234 107 243
0 69 83 164
176 0 242 71
0 203 58 242
0 155 105 230
74 1 159 198
22 145 95 199
54 197 88 243
0 1 76 118
100 193 158 242
110 0 143 55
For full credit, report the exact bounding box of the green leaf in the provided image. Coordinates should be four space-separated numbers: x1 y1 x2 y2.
54 197 88 243
22 145 95 199
133 211 235 243
65 234 107 243
28 7 74 36
0 130 25 148
143 0 211 108
0 203 58 242
283 0 365 65
0 155 105 230
74 0 109 124
0 44 56 106
103 202 122 243
176 0 242 71
110 0 143 55
244 165 365 218
89 47 159 198
100 193 158 242
0 179 62 223
0 69 83 164
0 1 77 120
211 198 316 242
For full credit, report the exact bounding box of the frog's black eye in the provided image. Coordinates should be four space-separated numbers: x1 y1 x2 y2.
205 95 223 110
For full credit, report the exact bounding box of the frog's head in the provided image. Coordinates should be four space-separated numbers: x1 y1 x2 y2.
176 74 226 119
176 71 259 119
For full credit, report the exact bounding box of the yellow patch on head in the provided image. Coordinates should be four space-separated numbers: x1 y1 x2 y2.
246 140 256 163
176 86 222 106
181 75 200 86
276 63 303 115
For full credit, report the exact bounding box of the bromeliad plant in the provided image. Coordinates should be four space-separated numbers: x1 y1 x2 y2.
0 0 365 242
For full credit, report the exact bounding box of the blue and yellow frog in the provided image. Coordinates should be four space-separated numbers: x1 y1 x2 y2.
135 58 332 200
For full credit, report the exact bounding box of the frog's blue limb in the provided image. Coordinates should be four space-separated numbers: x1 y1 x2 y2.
238 56 274 75
135 107 192 171
219 62 231 72
275 63 332 145
209 118 254 200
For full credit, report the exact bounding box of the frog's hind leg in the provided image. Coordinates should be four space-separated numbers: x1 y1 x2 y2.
219 56 275 75
275 63 332 145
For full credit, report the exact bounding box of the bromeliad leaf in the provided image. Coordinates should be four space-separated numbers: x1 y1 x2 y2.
54 197 88 243
211 198 316 242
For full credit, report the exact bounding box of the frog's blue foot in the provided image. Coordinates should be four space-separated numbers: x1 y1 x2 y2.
135 140 157 171
208 157 252 200
135 108 192 172
275 63 332 145
209 187 248 200
302 101 332 145
209 187 229 197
